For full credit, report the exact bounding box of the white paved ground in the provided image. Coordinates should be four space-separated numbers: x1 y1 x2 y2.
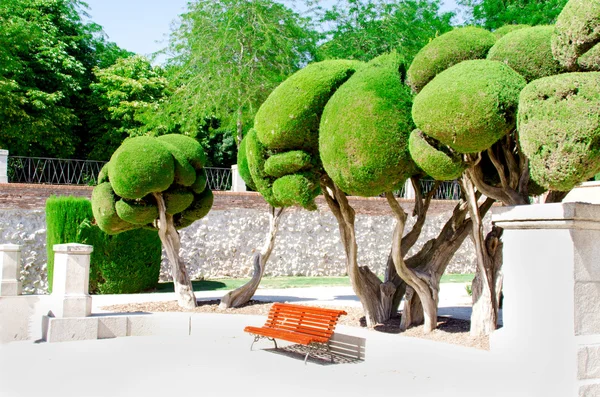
0 284 526 397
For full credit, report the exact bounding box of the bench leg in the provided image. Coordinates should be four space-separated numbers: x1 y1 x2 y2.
250 335 278 351
327 342 334 363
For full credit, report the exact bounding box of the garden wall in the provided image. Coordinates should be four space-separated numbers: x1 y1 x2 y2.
0 185 482 293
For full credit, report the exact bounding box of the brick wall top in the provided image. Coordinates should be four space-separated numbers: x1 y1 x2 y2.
0 183 461 215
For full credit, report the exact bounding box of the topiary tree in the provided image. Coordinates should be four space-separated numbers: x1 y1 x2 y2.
219 131 286 308
250 52 488 332
407 0 600 335
91 134 213 309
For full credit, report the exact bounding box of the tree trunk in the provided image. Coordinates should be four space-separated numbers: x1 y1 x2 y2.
461 176 504 336
386 192 439 333
219 207 285 308
321 176 395 328
154 193 196 309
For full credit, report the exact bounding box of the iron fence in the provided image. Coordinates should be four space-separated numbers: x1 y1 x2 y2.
7 156 233 191
6 156 460 198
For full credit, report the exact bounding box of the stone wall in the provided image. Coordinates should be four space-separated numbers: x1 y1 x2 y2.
0 184 483 293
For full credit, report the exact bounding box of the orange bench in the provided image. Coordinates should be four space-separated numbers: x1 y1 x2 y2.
244 302 347 363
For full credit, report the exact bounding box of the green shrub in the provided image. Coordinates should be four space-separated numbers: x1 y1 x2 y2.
412 60 526 153
578 44 600 71
552 0 600 71
236 134 256 191
488 26 565 82
255 60 362 151
46 196 93 293
179 188 214 226
108 136 175 199
320 53 417 197
493 24 529 39
46 196 161 294
190 169 208 194
518 72 600 191
407 27 496 93
156 134 207 170
408 129 466 181
264 151 312 178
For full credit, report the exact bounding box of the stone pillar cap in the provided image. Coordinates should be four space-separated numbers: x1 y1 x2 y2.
493 202 600 229
0 244 22 252
53 243 94 254
0 149 7 155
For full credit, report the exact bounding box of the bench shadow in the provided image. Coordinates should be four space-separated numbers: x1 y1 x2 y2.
263 333 366 366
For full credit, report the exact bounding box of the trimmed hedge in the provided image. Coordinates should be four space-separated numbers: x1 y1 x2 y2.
518 72 600 191
254 60 362 151
552 0 600 71
407 27 496 93
46 196 161 294
272 173 320 210
320 53 417 197
488 26 565 82
408 129 466 181
412 60 526 154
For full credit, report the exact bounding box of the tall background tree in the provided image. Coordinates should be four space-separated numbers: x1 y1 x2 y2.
0 0 132 158
457 0 569 29
149 0 319 147
316 0 454 63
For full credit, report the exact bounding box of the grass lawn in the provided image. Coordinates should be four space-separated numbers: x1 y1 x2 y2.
153 273 474 293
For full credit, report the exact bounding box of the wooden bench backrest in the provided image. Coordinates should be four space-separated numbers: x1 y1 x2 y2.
264 303 347 340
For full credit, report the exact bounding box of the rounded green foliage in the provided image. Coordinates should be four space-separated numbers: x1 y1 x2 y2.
408 130 466 181
236 134 256 191
412 60 527 154
163 188 194 215
264 150 312 178
272 173 319 210
488 26 565 82
245 128 282 207
407 27 497 93
518 72 600 191
178 188 214 228
156 139 196 187
115 198 158 225
108 136 175 199
493 24 530 39
255 60 362 151
552 0 600 71
156 134 207 170
91 182 137 235
578 43 600 71
190 169 208 194
97 164 109 184
320 53 417 197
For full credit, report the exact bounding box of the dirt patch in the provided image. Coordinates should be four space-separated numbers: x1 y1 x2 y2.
100 299 489 351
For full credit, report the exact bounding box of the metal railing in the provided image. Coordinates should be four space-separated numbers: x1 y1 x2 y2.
7 156 233 191
420 179 462 200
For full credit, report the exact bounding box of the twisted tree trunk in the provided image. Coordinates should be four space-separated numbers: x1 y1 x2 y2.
154 193 196 309
321 176 397 327
219 206 285 308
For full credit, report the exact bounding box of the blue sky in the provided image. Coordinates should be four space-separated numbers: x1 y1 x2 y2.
83 0 459 63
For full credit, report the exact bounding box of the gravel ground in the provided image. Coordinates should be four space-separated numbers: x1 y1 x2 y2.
100 299 489 351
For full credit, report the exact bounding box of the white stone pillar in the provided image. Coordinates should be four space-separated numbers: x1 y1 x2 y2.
492 203 600 397
403 178 415 199
52 243 93 318
0 149 8 184
231 164 246 192
0 244 22 296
